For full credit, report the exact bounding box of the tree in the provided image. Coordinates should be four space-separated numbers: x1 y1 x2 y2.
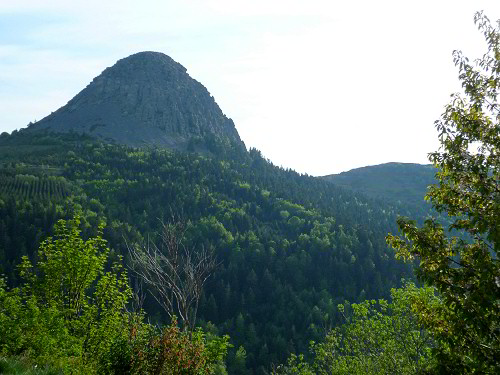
129 221 218 331
0 216 132 367
387 11 500 373
315 284 436 375
273 283 436 375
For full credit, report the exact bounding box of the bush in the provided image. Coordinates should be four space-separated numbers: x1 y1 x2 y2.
99 317 230 375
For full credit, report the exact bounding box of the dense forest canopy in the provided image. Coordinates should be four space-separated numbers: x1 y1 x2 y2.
0 129 422 372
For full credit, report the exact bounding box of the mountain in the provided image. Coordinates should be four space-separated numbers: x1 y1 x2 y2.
29 51 244 150
322 162 437 208
0 53 424 373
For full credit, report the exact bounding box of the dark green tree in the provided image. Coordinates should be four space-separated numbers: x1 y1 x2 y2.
387 11 500 373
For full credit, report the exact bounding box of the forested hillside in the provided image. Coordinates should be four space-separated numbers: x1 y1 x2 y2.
322 162 437 218
0 130 418 373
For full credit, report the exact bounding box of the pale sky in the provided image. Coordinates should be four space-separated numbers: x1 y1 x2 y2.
1 0 499 176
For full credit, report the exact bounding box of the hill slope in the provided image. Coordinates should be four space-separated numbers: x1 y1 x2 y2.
322 162 437 211
0 131 415 373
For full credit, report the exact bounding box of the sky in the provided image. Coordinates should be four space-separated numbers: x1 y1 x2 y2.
1 0 500 176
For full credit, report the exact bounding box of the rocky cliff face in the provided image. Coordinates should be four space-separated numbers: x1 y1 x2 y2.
33 52 244 150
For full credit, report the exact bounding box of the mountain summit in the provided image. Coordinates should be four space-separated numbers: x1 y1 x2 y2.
32 51 243 149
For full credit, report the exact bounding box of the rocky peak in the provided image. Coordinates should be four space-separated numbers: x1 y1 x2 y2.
32 52 244 150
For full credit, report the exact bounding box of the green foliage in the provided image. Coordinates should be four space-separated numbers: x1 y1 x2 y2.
275 283 435 375
225 345 250 375
0 129 419 371
0 356 64 375
273 354 315 375
0 217 229 374
324 162 437 210
0 286 76 360
317 283 435 374
387 11 500 373
18 217 132 364
0 217 132 370
0 174 71 200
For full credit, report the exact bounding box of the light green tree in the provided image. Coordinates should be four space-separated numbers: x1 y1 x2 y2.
274 283 436 375
311 284 435 375
387 11 500 373
0 216 132 369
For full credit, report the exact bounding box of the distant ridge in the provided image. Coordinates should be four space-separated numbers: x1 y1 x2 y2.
322 162 437 206
30 51 244 150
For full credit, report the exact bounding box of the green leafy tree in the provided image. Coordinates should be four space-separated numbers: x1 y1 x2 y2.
387 11 500 373
274 283 435 375
273 353 315 375
0 277 74 359
0 216 132 370
313 284 435 375
19 216 132 363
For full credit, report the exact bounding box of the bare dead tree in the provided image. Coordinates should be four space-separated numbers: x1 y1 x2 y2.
129 276 146 314
128 221 218 331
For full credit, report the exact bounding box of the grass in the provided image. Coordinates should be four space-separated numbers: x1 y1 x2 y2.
0 357 63 375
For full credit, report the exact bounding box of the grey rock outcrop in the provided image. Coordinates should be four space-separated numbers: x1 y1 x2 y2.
33 51 244 150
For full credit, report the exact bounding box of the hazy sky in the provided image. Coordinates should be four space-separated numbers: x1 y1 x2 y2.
1 1 500 175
